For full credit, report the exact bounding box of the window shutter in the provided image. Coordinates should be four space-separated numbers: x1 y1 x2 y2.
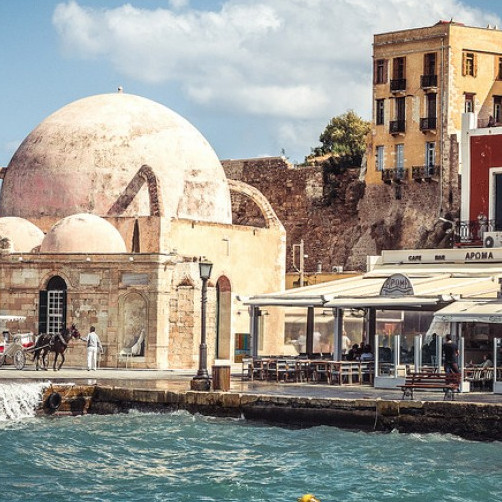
462 52 467 76
383 60 388 83
473 54 478 77
38 290 48 334
62 290 68 329
373 60 378 85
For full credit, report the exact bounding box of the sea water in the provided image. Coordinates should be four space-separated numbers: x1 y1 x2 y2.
1 410 501 502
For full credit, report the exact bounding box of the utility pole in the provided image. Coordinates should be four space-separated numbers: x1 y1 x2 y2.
292 239 307 287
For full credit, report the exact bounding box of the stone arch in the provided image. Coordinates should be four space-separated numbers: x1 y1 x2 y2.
216 275 232 360
118 291 148 356
107 164 164 217
227 179 284 229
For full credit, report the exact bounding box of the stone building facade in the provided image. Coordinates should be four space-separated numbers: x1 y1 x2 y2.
366 21 502 218
0 93 286 369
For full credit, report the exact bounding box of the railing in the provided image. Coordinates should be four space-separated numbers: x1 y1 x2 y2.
411 165 439 181
420 74 438 88
381 168 408 183
451 219 497 246
390 79 406 92
389 120 406 134
478 117 501 128
420 117 437 131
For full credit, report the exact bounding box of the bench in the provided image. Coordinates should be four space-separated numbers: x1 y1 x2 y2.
399 372 461 401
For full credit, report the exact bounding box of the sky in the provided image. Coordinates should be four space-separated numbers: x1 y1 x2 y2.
1 0 502 167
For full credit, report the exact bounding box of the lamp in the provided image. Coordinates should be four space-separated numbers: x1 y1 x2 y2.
191 259 213 391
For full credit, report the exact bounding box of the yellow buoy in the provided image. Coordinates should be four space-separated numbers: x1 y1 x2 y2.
298 495 321 502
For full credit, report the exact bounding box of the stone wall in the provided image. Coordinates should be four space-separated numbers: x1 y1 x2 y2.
223 155 458 272
61 385 502 441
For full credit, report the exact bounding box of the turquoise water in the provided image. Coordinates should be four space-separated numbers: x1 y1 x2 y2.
1 411 501 502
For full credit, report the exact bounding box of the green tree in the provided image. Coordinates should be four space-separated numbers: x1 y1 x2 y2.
314 110 370 160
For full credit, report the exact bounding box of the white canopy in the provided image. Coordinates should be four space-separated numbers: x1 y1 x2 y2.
434 300 502 323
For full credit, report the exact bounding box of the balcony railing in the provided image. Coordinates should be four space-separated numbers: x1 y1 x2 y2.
381 168 408 183
451 219 496 247
390 79 406 92
420 74 438 88
419 117 437 131
412 165 439 181
389 120 406 134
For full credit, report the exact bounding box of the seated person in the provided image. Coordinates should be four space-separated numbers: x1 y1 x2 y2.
360 344 374 361
346 343 360 361
479 354 493 369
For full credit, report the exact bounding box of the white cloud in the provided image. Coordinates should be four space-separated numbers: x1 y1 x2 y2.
52 0 500 158
168 0 189 9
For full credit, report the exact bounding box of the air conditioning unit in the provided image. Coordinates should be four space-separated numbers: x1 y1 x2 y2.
483 231 502 248
332 265 344 273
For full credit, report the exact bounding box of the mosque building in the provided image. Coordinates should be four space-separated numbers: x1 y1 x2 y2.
0 91 285 369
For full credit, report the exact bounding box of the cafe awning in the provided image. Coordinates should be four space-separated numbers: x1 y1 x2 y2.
434 300 502 323
323 296 449 309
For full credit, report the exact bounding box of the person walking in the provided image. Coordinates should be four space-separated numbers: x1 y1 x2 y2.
442 334 459 373
81 326 103 371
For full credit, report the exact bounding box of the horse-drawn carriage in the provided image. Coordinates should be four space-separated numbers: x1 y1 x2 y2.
0 315 80 371
0 315 35 370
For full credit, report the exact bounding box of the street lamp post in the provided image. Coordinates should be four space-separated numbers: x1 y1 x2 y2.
191 259 213 391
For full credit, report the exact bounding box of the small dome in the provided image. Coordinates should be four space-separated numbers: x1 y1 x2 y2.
40 213 127 253
0 217 44 252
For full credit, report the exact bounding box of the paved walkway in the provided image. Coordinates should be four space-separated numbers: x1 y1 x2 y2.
1 366 501 403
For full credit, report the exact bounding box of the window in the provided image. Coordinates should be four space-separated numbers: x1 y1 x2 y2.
465 93 475 113
494 96 502 123
498 57 502 80
376 145 384 171
39 276 67 335
396 144 404 170
393 57 406 80
462 52 477 77
425 142 436 168
424 53 437 75
426 93 437 118
376 99 385 125
395 97 406 121
374 59 388 84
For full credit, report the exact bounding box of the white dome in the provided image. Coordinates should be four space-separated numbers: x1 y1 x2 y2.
40 213 127 253
0 217 44 252
1 93 232 224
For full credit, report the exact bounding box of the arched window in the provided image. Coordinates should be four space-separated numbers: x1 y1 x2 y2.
39 276 67 334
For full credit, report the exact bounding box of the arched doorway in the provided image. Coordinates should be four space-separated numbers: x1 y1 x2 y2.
39 276 67 334
216 276 232 360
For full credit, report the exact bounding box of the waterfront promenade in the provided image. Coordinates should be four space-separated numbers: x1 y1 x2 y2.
1 366 501 404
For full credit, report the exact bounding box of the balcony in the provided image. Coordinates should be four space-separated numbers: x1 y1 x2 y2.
451 219 496 247
381 167 408 184
390 79 406 92
412 165 439 181
419 117 437 132
420 74 438 88
389 120 406 134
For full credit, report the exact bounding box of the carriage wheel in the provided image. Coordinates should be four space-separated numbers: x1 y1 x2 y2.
13 349 26 370
0 354 4 367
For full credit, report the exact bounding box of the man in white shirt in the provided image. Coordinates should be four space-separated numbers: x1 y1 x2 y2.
81 326 103 371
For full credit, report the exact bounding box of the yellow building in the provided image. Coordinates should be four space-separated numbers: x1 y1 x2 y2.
366 20 502 195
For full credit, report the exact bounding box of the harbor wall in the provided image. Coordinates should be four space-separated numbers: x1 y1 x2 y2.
42 385 502 442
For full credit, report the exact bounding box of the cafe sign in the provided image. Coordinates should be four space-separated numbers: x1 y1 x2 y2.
380 273 414 297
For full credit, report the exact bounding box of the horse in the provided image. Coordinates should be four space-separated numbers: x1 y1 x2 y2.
33 324 80 371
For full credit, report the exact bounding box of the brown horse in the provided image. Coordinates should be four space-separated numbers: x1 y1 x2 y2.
33 324 80 371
